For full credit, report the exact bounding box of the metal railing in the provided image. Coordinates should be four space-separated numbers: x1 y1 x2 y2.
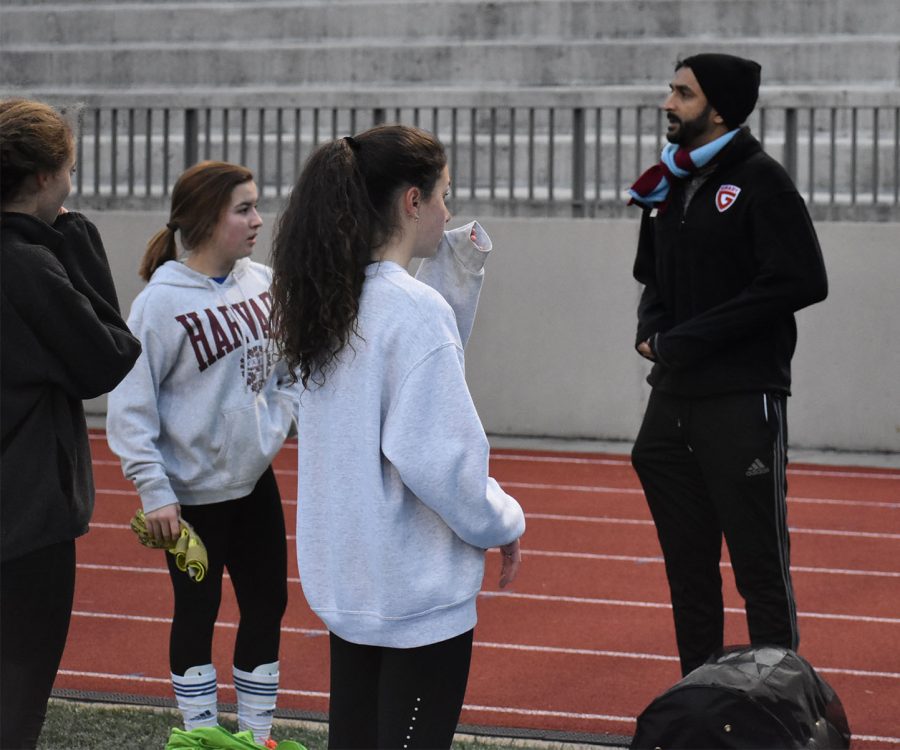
61 89 900 221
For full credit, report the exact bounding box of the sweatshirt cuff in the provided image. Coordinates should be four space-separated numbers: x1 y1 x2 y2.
443 221 491 274
138 477 180 514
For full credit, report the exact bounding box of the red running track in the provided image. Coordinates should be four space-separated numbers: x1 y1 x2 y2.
57 432 900 747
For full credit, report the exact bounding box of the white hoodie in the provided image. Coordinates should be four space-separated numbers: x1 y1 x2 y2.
295 222 525 648
107 258 294 512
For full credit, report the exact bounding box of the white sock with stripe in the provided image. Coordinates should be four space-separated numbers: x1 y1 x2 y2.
172 663 218 729
233 661 279 742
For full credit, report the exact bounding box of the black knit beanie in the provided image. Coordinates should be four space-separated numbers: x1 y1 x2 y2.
678 53 762 129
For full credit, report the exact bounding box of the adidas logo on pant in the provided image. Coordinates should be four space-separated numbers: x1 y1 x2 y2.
745 458 770 477
189 709 214 721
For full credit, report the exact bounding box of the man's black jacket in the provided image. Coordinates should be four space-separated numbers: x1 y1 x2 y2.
633 129 828 397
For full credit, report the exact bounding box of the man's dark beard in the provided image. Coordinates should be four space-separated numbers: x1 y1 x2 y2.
666 103 715 146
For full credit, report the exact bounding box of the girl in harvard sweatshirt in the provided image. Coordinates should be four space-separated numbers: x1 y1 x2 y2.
106 162 294 744
270 125 525 749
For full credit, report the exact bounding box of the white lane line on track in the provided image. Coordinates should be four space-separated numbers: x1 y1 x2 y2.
790 496 900 510
480 591 900 626
87 522 150 532
505 482 643 495
528 513 653 526
853 736 900 745
523 513 900 540
790 526 900 540
76 563 295 582
90 503 900 541
463 704 635 723
488 453 900 481
78 562 168 574
478 640 677 663
499 482 900 510
95 485 900 514
72 610 324 637
56 669 329 698
67 611 900 682
93 460 900 488
490 454 632 468
89 437 900 481
57 667 635 724
72 580 900 626
79 541 900 579
94 480 899 509
515 549 900 578
480 641 900 682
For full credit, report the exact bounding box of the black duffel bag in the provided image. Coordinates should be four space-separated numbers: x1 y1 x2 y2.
630 645 851 749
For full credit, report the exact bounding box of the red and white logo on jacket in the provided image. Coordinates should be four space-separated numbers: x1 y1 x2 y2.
715 184 741 212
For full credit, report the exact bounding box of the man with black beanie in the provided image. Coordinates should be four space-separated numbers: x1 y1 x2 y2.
627 53 828 676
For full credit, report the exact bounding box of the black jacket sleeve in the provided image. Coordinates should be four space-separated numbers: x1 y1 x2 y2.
52 211 124 309
633 209 674 348
2 213 141 399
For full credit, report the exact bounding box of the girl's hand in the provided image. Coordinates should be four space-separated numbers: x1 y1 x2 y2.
145 504 182 544
498 539 522 589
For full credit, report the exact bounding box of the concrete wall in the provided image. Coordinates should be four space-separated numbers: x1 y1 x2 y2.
86 212 900 453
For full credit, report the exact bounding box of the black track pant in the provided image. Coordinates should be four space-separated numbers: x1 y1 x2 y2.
328 629 474 749
1 539 76 749
168 466 287 675
631 389 799 676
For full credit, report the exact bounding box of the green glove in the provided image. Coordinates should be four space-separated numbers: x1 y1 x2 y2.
130 509 208 582
165 726 253 749
165 726 306 750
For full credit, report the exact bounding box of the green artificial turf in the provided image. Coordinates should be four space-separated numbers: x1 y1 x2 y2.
37 699 573 750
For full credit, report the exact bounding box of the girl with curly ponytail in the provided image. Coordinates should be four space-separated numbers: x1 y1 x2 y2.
270 125 525 749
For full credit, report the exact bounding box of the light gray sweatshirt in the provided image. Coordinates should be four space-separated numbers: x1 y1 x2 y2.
295 222 525 648
107 258 295 512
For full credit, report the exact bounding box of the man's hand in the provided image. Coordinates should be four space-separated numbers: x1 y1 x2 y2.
638 338 655 361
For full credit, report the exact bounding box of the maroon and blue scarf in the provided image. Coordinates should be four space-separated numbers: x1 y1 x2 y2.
628 129 738 211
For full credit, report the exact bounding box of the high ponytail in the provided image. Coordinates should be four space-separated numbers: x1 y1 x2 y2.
270 125 445 388
139 225 179 281
138 160 253 281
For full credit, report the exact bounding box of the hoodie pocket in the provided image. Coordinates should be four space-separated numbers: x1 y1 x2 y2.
213 403 274 489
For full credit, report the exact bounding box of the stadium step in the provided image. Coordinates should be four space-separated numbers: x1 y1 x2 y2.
2 0 898 93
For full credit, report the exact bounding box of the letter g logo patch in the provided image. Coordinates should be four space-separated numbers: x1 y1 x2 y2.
716 184 741 213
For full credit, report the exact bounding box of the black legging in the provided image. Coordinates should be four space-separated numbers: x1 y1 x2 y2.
328 629 474 750
168 467 288 675
1 539 76 750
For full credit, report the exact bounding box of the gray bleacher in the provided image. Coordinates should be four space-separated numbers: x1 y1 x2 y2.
3 0 900 89
2 0 899 218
